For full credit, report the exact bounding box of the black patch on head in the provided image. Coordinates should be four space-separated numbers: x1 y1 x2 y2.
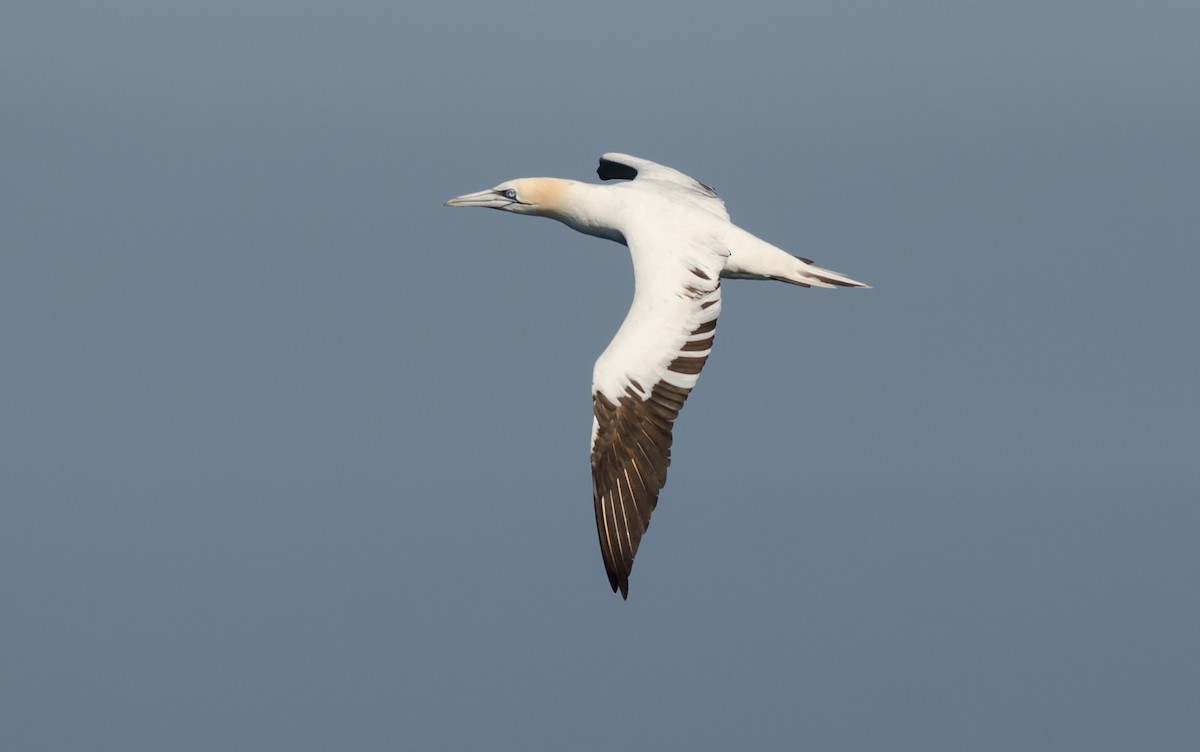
597 158 638 182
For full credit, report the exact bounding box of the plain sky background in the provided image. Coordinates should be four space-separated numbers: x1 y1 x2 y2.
3 1 1198 750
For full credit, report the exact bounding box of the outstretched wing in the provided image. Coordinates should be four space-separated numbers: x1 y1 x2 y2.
590 226 728 598
597 152 730 221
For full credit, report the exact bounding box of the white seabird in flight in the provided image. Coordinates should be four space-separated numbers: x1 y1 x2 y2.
446 153 868 598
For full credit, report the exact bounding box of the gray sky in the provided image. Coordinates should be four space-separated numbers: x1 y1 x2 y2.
3 1 1198 750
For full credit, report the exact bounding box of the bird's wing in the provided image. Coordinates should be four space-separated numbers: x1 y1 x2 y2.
590 226 729 598
597 153 730 221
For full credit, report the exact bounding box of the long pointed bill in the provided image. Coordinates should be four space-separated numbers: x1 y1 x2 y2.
444 189 512 209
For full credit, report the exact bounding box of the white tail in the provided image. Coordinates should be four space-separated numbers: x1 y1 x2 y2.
719 225 870 289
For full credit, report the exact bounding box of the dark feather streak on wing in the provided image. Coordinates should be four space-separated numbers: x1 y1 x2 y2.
590 315 718 599
597 157 638 182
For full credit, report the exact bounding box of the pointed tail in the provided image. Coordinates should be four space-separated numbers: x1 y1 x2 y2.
720 225 871 289
792 260 871 289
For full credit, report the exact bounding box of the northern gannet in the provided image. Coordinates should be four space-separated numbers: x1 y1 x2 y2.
446 153 868 598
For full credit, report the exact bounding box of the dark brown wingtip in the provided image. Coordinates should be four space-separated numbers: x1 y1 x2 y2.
598 157 638 182
606 570 630 599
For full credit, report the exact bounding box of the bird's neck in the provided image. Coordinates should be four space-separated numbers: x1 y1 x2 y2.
549 182 628 245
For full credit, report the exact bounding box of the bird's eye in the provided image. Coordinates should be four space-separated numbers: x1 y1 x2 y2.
503 189 517 200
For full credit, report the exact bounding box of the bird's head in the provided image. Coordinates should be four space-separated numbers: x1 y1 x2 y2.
444 177 571 218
